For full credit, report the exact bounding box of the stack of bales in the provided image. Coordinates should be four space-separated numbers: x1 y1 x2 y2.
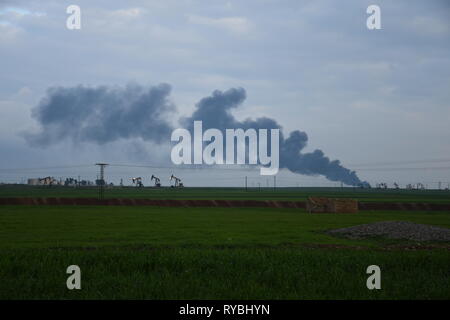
306 197 358 214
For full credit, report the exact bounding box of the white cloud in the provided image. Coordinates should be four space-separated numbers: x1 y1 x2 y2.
0 100 34 136
187 14 251 34
0 21 22 42
0 6 46 42
0 7 45 18
326 61 394 76
110 7 143 19
411 16 449 36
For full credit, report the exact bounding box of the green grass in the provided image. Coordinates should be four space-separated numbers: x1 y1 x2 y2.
0 205 449 299
2 185 450 203
1 205 450 248
1 248 448 300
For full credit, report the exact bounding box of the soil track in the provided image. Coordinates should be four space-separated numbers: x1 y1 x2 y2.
1 197 450 211
0 197 305 208
358 202 450 211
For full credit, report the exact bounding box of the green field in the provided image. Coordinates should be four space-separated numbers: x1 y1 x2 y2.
2 185 450 203
0 202 449 299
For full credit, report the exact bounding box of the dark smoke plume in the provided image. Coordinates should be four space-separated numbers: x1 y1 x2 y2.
183 88 364 186
24 83 174 146
25 84 365 186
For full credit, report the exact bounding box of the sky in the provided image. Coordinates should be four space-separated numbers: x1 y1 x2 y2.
0 0 449 188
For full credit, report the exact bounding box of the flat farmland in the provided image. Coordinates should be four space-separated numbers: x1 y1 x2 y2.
1 185 450 203
0 204 449 299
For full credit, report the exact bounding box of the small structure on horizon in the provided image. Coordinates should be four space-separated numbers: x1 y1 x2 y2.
306 197 358 214
27 176 58 186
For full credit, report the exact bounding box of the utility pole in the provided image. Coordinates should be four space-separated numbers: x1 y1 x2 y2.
95 163 108 200
245 176 248 191
273 176 276 191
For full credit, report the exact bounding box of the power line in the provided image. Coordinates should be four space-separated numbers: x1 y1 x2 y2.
1 161 450 176
0 164 93 172
348 158 450 167
356 166 450 171
108 163 260 171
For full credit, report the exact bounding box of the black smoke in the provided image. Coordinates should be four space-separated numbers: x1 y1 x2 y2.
25 84 365 186
183 87 364 186
24 83 174 146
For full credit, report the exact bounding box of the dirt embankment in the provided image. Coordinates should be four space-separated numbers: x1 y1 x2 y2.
0 197 305 208
1 197 450 211
358 202 450 211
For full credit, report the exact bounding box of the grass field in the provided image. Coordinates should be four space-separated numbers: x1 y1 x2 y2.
2 184 450 203
0 202 449 299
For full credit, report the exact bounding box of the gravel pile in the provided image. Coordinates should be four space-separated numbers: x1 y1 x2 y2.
327 221 450 242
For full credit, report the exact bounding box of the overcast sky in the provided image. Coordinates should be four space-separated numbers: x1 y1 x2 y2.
1 0 449 187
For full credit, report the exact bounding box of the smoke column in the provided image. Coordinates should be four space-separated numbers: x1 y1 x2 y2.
24 83 174 146
182 87 364 186
25 84 365 186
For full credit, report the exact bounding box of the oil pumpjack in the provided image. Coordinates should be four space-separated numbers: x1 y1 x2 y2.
151 174 161 187
131 177 143 187
170 174 184 188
